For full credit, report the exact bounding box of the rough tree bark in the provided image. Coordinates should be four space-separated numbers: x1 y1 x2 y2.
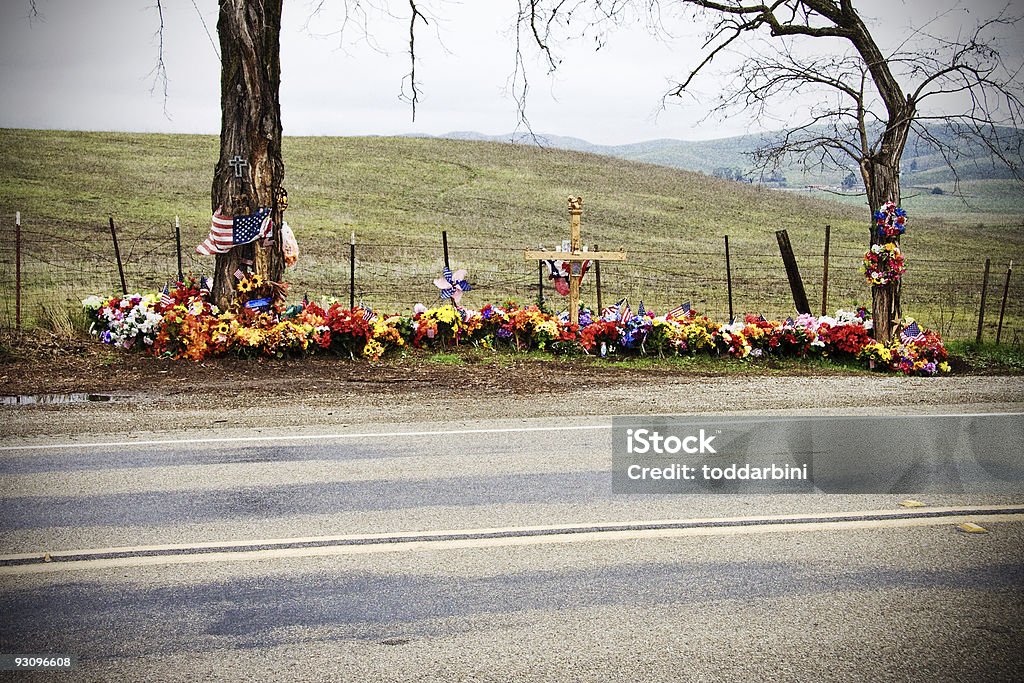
862 149 904 341
211 0 285 309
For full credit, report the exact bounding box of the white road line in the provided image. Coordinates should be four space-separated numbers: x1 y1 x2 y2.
2 411 1020 452
2 506 1021 575
0 423 612 452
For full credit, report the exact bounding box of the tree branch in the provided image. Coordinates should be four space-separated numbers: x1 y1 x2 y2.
402 0 428 120
148 0 171 120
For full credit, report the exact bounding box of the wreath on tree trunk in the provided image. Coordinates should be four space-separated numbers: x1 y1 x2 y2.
863 243 906 286
874 201 908 239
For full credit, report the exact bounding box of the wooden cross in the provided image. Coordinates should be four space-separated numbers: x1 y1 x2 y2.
228 155 249 178
524 196 626 326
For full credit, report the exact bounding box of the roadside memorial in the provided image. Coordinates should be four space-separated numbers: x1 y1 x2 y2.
524 197 626 326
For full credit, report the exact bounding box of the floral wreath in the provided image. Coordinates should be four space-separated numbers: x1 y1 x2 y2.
863 242 905 286
874 201 907 239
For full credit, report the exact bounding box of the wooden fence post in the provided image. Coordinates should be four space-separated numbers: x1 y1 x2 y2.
109 216 127 295
976 258 991 344
537 260 544 308
776 229 811 315
996 260 1013 345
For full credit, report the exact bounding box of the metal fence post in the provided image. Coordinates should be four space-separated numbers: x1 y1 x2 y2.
821 224 831 317
174 215 184 283
725 235 734 323
349 231 356 310
15 212 22 331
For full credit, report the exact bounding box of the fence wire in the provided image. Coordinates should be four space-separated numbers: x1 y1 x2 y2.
0 218 1020 345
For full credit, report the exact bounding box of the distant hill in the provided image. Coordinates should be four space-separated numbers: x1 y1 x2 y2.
431 126 1023 188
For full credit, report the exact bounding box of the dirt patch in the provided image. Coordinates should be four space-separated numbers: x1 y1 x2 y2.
3 333 1023 443
0 332 853 400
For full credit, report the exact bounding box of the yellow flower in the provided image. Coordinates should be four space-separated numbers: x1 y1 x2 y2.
535 319 559 338
363 338 386 361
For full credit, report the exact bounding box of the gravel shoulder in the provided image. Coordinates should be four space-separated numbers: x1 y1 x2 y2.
1 336 1022 440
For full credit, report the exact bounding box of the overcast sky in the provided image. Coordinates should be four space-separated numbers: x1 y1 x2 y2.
0 0 1020 145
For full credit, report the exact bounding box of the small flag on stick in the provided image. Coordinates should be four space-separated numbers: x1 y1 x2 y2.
159 284 173 308
901 321 923 342
666 302 690 319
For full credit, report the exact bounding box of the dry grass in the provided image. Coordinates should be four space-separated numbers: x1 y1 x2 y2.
0 128 1021 339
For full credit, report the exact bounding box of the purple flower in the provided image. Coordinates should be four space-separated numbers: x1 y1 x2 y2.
497 327 513 339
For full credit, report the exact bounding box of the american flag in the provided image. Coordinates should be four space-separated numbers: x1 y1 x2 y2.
196 208 273 256
361 306 377 322
602 298 623 320
200 275 212 293
666 302 690 319
637 301 646 318
159 284 173 308
620 300 632 322
901 321 923 341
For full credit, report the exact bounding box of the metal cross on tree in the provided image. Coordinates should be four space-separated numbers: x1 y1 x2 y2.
228 155 249 178
524 196 626 326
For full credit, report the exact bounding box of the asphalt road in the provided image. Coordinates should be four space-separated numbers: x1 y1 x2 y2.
1 413 1023 681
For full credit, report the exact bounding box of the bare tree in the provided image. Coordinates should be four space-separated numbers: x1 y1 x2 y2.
516 0 1024 340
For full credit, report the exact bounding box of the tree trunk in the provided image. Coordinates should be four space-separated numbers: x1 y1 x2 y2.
861 150 904 342
211 0 285 309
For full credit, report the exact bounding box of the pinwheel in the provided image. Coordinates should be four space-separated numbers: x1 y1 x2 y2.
433 267 472 305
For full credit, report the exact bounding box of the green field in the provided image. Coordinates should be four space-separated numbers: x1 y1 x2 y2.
1 128 1021 342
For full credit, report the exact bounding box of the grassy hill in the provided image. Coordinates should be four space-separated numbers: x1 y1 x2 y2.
0 128 1021 341
438 127 1024 218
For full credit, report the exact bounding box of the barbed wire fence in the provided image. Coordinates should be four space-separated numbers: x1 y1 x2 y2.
0 215 1020 346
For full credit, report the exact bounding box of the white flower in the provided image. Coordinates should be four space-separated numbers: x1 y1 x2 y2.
81 295 103 309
